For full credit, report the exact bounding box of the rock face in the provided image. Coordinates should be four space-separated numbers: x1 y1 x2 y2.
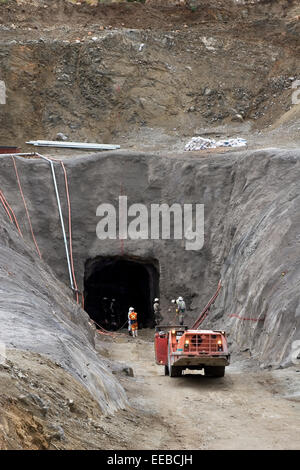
0 149 300 367
0 198 126 413
208 148 300 367
1 2 299 146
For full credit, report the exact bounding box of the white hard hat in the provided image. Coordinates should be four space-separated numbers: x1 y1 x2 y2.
129 307 134 311
178 296 183 301
154 298 159 302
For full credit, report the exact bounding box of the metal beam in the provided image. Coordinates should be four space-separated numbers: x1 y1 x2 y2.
26 140 120 150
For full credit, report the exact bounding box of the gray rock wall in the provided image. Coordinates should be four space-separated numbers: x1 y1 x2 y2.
207 148 300 367
1 148 300 367
0 195 126 413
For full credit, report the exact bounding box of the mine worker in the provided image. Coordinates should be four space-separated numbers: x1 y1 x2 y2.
111 298 120 329
171 298 177 319
110 298 115 313
128 307 134 336
109 298 117 330
176 296 186 326
102 297 109 328
153 298 162 325
114 298 121 329
129 307 138 338
102 297 109 315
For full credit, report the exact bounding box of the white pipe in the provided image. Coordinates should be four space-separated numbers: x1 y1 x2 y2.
35 153 74 291
26 141 120 150
0 151 75 292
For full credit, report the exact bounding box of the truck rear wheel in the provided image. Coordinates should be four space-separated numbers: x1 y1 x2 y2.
164 365 169 376
204 366 225 377
169 366 182 377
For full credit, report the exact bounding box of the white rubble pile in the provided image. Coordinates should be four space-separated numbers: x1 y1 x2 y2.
185 136 247 151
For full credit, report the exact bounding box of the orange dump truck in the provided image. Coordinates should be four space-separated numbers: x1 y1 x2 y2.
154 326 230 377
154 281 230 377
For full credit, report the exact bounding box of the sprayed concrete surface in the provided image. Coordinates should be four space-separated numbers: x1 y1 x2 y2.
1 149 300 367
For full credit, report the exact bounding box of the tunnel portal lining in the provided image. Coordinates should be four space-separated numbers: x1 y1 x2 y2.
84 256 159 330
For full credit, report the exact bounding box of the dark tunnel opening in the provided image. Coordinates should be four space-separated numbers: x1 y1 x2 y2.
84 257 160 331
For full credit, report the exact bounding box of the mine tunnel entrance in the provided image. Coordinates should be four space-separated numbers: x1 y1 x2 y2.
84 257 159 331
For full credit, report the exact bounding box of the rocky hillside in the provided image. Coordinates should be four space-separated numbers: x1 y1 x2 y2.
0 0 300 147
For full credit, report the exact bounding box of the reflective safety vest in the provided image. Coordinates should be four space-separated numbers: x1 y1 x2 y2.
129 311 137 322
176 300 186 313
129 311 138 330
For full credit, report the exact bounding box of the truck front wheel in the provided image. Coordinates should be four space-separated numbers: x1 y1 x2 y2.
164 365 169 376
204 366 225 377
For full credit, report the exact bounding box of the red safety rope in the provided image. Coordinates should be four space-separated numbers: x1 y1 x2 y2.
229 314 265 322
11 156 42 259
91 318 128 337
92 319 121 337
0 190 23 237
0 190 13 223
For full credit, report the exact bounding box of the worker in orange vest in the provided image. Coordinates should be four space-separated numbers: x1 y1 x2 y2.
129 307 138 337
128 307 133 336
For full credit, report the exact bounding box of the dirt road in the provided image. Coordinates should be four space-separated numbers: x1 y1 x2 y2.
108 330 300 450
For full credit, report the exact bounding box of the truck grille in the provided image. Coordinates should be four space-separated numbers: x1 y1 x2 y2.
185 334 221 354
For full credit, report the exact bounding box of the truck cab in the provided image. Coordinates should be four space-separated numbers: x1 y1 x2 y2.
155 326 230 377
